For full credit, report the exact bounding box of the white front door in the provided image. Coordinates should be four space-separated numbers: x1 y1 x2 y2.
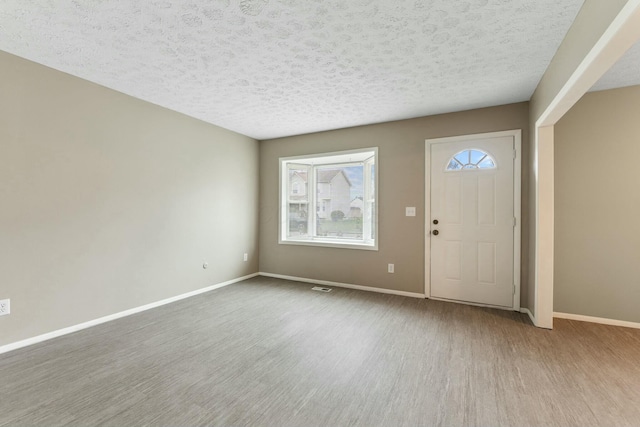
429 134 517 308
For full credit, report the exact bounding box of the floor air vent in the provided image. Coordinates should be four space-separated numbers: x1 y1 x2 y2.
311 286 332 292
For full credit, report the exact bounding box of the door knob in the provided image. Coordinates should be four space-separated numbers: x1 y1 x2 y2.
432 230 439 235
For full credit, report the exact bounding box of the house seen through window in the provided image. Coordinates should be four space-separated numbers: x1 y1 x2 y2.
280 148 377 250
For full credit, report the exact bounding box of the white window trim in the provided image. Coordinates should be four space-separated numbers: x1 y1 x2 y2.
279 147 378 251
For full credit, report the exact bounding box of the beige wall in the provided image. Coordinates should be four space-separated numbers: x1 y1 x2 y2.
0 51 259 347
554 86 640 323
260 103 530 302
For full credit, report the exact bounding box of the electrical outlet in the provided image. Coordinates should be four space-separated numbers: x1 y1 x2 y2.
243 253 248 262
388 264 395 273
0 299 10 316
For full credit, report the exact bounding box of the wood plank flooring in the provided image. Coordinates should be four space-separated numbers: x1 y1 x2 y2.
1 276 639 426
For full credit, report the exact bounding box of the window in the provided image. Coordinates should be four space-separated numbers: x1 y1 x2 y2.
280 148 378 250
446 149 496 171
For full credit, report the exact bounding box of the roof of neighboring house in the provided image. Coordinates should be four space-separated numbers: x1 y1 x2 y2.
291 171 307 182
289 169 352 186
320 169 352 186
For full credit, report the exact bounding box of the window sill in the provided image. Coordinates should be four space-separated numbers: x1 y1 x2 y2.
279 238 378 251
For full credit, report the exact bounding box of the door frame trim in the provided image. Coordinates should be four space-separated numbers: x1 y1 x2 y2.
424 129 522 310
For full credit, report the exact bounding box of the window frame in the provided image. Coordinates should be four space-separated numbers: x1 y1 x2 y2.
279 147 378 251
445 148 497 171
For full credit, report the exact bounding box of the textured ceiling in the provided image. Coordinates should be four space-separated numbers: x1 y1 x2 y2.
0 0 585 140
591 39 640 93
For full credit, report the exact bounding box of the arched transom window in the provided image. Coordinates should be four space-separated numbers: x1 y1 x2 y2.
446 149 496 171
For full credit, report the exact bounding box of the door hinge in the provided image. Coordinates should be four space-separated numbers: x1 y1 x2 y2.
513 217 516 227
513 285 516 295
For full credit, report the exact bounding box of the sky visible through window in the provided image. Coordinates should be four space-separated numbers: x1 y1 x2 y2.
447 149 495 171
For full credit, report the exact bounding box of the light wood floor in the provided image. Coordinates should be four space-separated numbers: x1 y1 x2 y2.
1 277 639 426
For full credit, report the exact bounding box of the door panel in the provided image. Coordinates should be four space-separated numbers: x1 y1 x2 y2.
444 240 462 280
430 136 514 308
477 242 496 284
477 175 496 225
444 175 462 224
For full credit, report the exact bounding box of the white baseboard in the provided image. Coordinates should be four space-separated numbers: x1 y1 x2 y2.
554 311 640 330
520 307 538 326
0 273 259 356
259 272 425 299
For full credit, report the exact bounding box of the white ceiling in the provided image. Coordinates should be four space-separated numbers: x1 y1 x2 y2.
0 0 587 140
